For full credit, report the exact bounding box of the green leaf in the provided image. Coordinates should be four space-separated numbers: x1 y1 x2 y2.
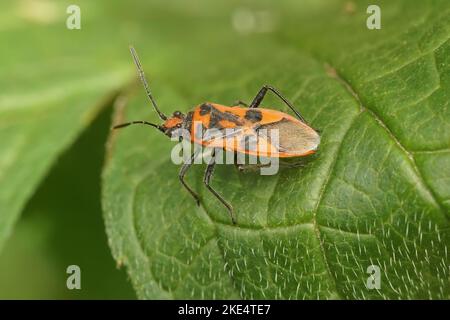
0 105 134 299
0 0 134 249
102 0 450 299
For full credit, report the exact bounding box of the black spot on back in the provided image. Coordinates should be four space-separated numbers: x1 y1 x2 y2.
208 109 222 129
209 108 243 129
245 109 262 122
199 103 212 115
223 111 241 123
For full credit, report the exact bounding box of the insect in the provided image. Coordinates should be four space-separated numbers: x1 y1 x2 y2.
113 47 320 225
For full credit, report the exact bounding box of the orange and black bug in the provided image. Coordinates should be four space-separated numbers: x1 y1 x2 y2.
113 47 320 225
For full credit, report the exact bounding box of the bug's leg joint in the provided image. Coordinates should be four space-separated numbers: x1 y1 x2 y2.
178 153 201 206
203 160 237 225
250 84 307 123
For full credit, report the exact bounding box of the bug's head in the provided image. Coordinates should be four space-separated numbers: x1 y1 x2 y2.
161 111 185 138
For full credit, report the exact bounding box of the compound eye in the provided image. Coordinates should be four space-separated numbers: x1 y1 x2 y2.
173 111 181 117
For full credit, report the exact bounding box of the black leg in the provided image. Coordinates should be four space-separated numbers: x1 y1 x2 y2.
179 151 201 206
232 100 249 107
203 151 236 224
236 163 271 172
249 85 307 123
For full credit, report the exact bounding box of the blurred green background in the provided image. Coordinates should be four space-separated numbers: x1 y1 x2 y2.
0 103 135 299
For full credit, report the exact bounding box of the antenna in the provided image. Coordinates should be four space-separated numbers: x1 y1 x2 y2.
129 46 167 120
113 120 163 132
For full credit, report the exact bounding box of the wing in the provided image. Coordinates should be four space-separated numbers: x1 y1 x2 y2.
257 118 320 157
